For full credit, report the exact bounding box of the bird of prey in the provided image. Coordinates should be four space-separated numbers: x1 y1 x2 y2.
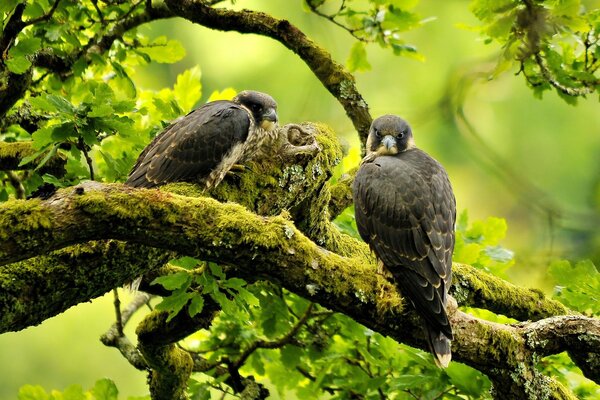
126 90 279 189
353 115 456 367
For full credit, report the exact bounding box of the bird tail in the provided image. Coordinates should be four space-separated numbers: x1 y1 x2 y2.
426 325 452 368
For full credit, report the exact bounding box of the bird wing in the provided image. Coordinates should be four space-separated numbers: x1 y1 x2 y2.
126 101 250 188
353 150 455 338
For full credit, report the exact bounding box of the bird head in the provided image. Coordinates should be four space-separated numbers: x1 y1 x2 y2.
234 90 279 131
366 115 415 158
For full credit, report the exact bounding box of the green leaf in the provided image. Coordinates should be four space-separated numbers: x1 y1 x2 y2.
18 385 49 400
18 148 47 167
280 345 303 369
24 2 45 19
484 245 514 263
99 150 130 180
0 0 19 15
46 95 76 116
13 37 42 55
208 263 226 280
169 256 200 269
50 122 76 143
91 378 118 400
88 104 115 118
138 37 186 63
60 384 86 400
389 374 436 390
549 260 600 315
5 55 32 74
211 290 237 315
445 362 491 397
30 96 58 113
188 294 205 317
347 42 372 72
31 126 56 150
34 144 59 171
151 271 192 290
155 289 194 322
173 66 202 113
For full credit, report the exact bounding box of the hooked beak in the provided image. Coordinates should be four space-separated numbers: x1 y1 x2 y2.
262 107 278 124
381 135 396 150
260 107 278 131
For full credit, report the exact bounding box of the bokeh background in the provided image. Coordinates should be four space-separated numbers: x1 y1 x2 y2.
1 0 599 397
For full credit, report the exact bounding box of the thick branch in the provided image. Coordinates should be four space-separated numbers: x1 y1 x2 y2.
0 182 598 397
136 298 220 400
0 241 172 332
164 0 372 147
452 263 571 320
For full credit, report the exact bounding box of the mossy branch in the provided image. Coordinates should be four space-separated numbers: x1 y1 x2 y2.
0 181 598 397
0 124 596 398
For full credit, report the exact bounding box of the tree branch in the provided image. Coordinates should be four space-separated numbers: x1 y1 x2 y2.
0 180 597 396
163 0 372 148
0 124 596 398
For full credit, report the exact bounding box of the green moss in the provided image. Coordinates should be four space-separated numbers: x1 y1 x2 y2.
162 182 205 198
0 141 35 159
74 185 183 225
0 198 53 240
452 263 570 320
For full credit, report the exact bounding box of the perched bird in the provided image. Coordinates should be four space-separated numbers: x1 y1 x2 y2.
353 115 456 367
126 90 279 189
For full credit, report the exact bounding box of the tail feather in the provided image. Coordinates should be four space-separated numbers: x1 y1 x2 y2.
426 326 452 368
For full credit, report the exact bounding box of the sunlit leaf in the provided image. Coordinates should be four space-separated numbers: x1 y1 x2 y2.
91 378 118 400
347 42 372 72
173 66 202 113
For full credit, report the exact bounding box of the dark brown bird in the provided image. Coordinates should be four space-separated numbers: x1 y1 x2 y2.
126 90 278 189
353 115 456 367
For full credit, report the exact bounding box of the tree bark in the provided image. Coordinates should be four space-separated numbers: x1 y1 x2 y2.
0 124 597 399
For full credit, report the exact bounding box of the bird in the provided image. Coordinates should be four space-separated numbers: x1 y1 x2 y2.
125 90 279 189
352 115 456 367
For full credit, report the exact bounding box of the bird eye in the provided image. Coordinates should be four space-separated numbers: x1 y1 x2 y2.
398 130 405 139
374 129 381 138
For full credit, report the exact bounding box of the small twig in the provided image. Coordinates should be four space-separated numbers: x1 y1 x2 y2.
91 0 105 23
100 292 152 370
233 303 314 368
534 52 595 96
113 289 124 336
306 2 366 42
77 137 95 181
24 0 63 26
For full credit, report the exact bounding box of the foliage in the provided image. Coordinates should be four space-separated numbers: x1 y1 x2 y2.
549 259 600 316
467 0 600 102
1 0 599 399
183 280 493 399
17 378 146 400
453 210 514 278
305 0 427 71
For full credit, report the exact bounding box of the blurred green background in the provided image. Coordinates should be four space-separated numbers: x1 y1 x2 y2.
1 0 599 397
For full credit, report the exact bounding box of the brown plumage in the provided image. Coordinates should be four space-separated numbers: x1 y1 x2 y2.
353 115 456 367
126 90 278 189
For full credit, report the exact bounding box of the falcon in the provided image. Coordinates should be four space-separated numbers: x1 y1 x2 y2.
353 115 456 367
126 90 279 189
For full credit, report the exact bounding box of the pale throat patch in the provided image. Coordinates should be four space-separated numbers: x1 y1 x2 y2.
260 120 277 131
369 136 416 158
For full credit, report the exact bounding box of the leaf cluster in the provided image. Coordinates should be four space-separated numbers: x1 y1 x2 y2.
305 0 427 72
468 0 600 102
